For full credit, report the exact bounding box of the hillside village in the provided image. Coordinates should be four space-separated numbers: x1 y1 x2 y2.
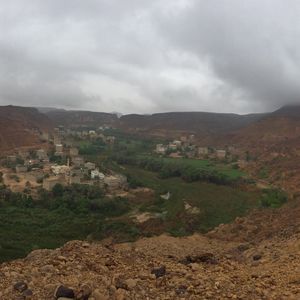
155 135 248 168
0 125 127 196
0 121 254 198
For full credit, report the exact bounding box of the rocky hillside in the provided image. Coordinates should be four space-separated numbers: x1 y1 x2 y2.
1 200 300 299
227 106 300 192
0 105 52 153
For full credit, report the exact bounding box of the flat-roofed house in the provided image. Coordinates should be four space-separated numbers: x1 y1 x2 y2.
172 140 182 148
168 143 177 151
104 174 127 190
216 150 226 159
155 144 167 154
198 147 209 157
72 156 84 167
16 165 28 173
105 136 115 144
55 144 63 154
85 162 96 170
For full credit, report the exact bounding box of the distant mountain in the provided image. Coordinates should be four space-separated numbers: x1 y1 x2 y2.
44 108 268 139
271 105 300 118
45 110 119 128
0 105 52 153
36 107 63 114
118 111 267 139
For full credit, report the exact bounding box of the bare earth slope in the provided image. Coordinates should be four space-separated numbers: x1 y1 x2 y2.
2 201 300 299
229 106 300 192
0 105 52 153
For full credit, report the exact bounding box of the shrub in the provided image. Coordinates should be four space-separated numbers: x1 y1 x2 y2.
260 189 288 208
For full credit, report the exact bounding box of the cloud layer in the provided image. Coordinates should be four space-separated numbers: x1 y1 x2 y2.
0 0 300 114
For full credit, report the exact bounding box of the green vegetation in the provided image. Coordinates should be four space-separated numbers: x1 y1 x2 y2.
2 157 24 170
260 188 288 208
123 166 261 234
258 167 269 179
49 154 67 165
112 154 244 185
78 139 106 155
0 184 138 262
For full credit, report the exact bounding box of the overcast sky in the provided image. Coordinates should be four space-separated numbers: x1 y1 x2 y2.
1 0 300 114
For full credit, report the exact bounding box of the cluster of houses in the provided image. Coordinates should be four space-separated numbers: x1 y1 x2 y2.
155 135 246 163
2 127 127 194
48 125 116 145
42 159 127 192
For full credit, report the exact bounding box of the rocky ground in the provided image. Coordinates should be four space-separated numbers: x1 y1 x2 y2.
2 202 300 299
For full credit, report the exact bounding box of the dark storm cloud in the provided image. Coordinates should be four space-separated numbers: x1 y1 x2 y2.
0 0 299 113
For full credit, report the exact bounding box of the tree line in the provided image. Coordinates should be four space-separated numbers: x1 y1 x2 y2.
0 183 130 216
111 154 239 185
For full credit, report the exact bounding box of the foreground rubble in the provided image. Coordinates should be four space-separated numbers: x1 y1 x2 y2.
1 226 300 300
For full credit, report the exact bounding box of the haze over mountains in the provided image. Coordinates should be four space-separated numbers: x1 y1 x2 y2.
42 104 297 140
1 104 299 150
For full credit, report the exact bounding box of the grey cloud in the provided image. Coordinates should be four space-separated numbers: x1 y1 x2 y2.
0 0 299 113
157 0 300 111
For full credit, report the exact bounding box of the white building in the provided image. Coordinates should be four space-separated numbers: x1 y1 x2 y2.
91 169 105 180
155 144 167 154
